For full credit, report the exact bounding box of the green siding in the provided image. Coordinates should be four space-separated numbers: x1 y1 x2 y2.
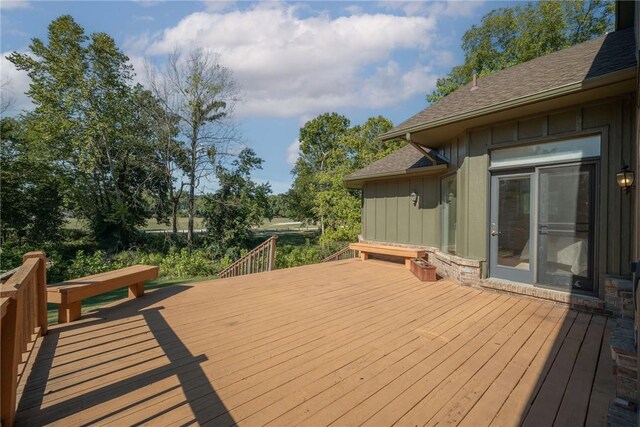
385 181 398 242
361 95 635 295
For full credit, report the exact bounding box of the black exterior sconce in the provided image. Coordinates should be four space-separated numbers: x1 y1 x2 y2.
616 165 635 194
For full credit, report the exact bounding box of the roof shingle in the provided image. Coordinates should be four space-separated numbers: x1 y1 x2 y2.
345 144 437 181
384 27 636 138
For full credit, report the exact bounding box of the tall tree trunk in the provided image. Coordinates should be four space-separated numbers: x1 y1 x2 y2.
169 186 178 234
187 172 195 247
187 139 197 247
171 201 179 234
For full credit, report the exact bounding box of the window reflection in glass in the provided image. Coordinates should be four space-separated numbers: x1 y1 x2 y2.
497 177 531 270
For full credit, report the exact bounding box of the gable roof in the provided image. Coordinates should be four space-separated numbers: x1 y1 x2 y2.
344 144 446 187
381 27 636 141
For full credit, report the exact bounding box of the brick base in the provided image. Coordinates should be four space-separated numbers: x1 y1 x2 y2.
611 319 638 405
358 240 483 286
605 276 634 318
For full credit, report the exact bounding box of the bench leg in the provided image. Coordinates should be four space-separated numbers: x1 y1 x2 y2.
58 301 81 324
128 282 145 298
405 258 412 269
360 252 369 261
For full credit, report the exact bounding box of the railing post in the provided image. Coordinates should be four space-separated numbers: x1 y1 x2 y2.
0 295 20 427
268 236 277 271
23 252 47 336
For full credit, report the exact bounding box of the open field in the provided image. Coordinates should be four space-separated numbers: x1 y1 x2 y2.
64 217 316 233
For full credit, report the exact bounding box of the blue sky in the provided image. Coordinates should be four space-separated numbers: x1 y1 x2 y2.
1 0 516 194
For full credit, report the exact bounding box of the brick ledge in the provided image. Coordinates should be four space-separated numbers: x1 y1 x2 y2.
481 278 605 311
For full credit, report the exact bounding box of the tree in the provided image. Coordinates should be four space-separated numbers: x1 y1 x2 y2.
290 113 351 231
268 193 292 218
8 16 169 247
147 49 240 247
0 117 64 243
202 148 271 257
289 114 404 243
1 76 15 116
427 0 614 103
138 84 185 234
314 116 404 243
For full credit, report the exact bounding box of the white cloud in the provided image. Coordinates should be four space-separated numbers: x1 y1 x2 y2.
286 139 300 166
202 1 236 13
0 0 30 10
134 3 440 118
1 52 33 116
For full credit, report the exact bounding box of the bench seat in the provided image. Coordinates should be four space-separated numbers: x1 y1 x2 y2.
349 243 426 269
47 265 159 323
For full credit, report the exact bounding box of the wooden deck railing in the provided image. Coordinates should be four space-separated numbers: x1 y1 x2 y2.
218 236 278 279
1 252 48 427
322 246 359 263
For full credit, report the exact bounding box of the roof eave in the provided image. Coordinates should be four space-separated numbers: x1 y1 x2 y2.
344 163 449 188
380 66 637 141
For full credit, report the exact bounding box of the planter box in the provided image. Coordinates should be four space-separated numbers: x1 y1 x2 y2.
410 258 437 282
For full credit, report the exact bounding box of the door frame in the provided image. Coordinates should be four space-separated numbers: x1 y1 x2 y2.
534 161 598 294
489 171 537 284
488 160 599 295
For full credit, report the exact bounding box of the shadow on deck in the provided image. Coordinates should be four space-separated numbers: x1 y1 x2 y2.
15 259 615 426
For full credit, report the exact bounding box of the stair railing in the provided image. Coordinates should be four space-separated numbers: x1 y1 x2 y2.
321 246 359 263
218 236 278 279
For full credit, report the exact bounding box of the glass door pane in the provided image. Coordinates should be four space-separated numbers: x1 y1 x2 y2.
490 173 535 283
537 164 594 292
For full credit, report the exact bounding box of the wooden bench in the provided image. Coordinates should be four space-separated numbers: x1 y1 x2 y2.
47 265 159 324
349 243 426 269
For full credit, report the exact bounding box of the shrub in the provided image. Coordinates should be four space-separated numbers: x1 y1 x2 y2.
157 248 218 278
275 240 350 269
66 250 112 278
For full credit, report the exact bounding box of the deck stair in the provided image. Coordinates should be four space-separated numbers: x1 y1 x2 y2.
218 236 278 279
322 247 359 263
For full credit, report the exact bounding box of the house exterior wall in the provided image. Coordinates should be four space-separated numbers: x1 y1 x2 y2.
361 95 636 297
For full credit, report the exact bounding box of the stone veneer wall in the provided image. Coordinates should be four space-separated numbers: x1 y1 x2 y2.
605 276 635 318
359 239 484 286
605 275 638 416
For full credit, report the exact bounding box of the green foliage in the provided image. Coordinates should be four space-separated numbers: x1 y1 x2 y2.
267 193 292 218
8 16 169 247
150 49 239 246
289 114 404 244
66 250 111 278
289 113 351 225
427 0 614 102
0 118 65 243
149 248 218 278
275 240 348 269
202 148 271 257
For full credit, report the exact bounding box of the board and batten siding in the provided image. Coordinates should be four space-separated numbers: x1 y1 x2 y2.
362 94 636 290
363 175 439 247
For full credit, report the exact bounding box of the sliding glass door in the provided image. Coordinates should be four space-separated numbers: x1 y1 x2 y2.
489 164 595 293
537 164 595 292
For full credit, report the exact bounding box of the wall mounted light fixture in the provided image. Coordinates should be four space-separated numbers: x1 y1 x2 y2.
410 191 418 206
616 165 635 194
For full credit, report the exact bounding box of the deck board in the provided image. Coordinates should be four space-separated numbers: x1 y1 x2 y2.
14 259 615 426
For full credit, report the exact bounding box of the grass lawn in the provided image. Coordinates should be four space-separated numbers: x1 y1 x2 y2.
46 276 216 325
64 217 314 232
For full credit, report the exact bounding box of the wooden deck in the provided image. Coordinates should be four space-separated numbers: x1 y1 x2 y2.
15 259 615 426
